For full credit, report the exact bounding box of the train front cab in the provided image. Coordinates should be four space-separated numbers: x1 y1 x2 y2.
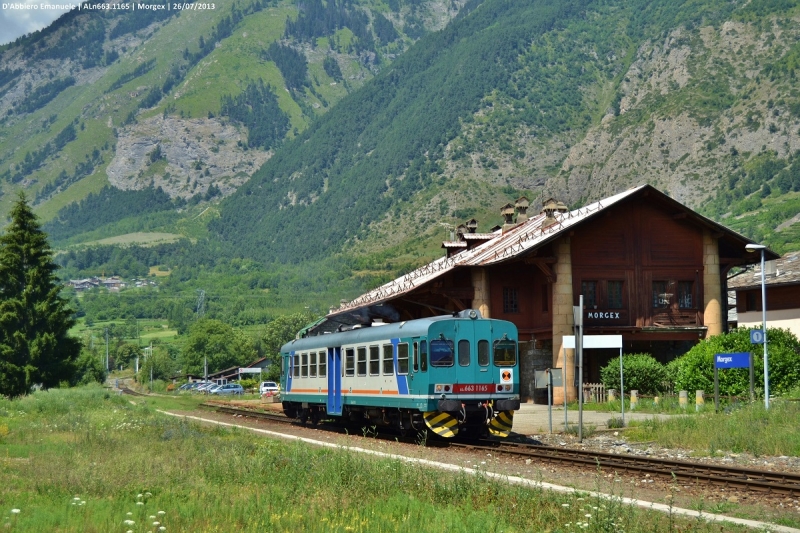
418 317 521 439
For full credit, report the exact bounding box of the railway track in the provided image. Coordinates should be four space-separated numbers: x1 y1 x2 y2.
452 441 800 497
202 403 800 496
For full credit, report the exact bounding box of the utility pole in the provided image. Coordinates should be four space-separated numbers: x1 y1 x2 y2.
105 328 109 371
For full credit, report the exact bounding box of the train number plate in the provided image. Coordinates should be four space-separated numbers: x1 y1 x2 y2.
453 384 492 393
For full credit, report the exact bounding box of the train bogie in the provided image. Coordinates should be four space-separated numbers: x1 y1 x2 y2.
280 310 521 438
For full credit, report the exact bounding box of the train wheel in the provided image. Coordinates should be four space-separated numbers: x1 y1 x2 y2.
310 409 321 426
299 408 309 426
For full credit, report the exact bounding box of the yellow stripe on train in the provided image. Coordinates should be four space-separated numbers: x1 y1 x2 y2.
423 411 459 438
488 410 514 438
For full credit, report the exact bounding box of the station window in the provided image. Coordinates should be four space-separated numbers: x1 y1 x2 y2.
478 340 490 366
503 287 519 313
301 352 308 378
397 343 409 375
746 292 758 312
420 340 428 372
357 347 367 376
309 351 317 378
581 281 597 308
382 344 394 375
318 351 326 378
369 346 380 376
344 348 354 377
430 338 454 367
678 281 694 309
608 281 623 309
458 339 470 366
293 354 300 378
652 281 670 308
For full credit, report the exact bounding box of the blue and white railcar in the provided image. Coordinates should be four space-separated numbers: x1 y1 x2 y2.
280 310 520 438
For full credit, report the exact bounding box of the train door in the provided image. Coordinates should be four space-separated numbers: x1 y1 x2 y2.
326 347 342 415
455 321 481 388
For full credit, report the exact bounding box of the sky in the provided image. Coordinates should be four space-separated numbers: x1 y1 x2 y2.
0 1 76 46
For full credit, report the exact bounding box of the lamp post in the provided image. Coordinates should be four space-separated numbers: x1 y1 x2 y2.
746 243 769 409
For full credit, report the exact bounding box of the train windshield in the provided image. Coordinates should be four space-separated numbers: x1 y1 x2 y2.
493 339 517 367
429 339 454 367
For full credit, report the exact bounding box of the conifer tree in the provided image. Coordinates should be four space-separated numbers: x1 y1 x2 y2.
0 193 80 397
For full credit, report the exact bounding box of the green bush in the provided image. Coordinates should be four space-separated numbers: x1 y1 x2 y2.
669 327 800 397
600 353 667 395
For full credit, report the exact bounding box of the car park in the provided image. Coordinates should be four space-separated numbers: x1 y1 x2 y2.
209 383 244 395
259 381 279 395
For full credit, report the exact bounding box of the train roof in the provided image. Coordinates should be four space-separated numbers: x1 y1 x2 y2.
280 312 516 353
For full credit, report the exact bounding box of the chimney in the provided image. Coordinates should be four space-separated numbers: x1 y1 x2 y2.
515 196 529 222
465 218 478 233
540 197 568 229
501 203 516 232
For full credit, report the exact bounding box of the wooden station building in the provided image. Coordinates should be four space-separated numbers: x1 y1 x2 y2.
315 185 777 402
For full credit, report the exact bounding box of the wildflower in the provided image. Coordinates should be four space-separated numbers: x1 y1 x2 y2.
150 516 156 519
153 521 160 526
585 514 592 518
124 519 135 526
137 494 143 499
561 504 570 507
136 502 145 506
11 510 20 514
73 497 80 501
159 527 166 532
127 512 133 516
145 492 152 497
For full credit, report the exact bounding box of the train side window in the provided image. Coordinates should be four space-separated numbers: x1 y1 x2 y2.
310 352 317 378
382 344 394 375
413 342 418 372
281 357 285 379
493 338 517 367
420 341 428 372
458 339 470 367
345 348 355 377
357 347 367 376
478 340 490 366
369 346 380 376
301 352 308 378
293 354 300 377
318 351 326 378
397 343 409 375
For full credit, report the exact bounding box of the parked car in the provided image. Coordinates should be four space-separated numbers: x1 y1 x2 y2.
259 381 279 395
196 382 216 392
210 383 244 395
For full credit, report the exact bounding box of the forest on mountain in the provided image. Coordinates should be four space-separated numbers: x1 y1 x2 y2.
0 0 798 322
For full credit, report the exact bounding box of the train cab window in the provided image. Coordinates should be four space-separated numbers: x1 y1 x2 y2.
345 348 355 377
309 352 317 378
478 340 490 366
430 338 454 367
382 344 394 375
493 338 517 367
318 351 326 378
397 343 409 375
369 346 380 376
301 352 308 378
420 341 428 371
293 354 300 377
458 339 470 366
357 347 367 376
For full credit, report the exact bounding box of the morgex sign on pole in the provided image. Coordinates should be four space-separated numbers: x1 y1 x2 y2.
713 352 754 411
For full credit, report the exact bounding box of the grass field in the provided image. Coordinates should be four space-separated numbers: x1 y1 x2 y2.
0 386 766 532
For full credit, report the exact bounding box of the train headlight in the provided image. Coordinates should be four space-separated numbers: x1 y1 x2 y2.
435 384 453 393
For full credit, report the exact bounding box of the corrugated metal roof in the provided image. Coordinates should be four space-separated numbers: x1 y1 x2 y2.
330 185 647 316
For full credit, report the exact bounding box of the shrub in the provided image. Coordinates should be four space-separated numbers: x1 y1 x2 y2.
669 327 800 397
600 353 667 395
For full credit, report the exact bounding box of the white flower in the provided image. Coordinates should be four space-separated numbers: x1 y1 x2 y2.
136 502 144 506
153 521 160 526
561 503 570 507
73 497 80 501
127 512 133 516
149 516 156 519
124 519 135 526
159 527 166 532
157 511 165 516
11 509 20 514
137 494 143 499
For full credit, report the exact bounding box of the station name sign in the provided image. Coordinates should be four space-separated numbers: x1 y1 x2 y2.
714 352 750 369
585 311 621 319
